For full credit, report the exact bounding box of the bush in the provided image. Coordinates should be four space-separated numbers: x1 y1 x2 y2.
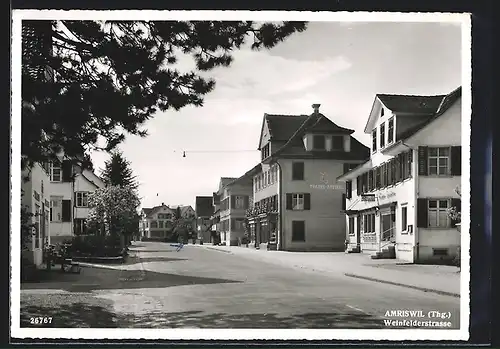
69 234 123 257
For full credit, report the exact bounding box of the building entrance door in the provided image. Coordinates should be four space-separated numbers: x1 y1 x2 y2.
381 213 394 242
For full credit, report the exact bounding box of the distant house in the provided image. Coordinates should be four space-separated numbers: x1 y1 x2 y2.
247 104 369 251
139 203 176 240
170 204 197 233
217 171 260 246
338 87 462 263
195 196 214 242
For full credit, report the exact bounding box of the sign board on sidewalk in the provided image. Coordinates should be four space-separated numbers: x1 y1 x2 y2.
361 194 376 202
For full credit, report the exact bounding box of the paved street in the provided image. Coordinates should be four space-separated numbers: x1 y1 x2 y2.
21 242 460 329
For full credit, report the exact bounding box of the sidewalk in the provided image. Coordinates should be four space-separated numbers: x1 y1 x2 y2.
195 244 461 297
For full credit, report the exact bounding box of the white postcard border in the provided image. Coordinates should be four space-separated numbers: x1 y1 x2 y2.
11 10 471 341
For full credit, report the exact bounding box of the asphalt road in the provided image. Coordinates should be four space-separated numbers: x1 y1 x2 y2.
21 241 460 329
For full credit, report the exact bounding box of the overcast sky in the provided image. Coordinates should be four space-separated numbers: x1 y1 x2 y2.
90 21 462 209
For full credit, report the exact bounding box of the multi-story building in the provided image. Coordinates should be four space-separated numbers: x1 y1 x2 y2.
21 161 51 266
195 196 214 242
217 168 259 246
247 104 370 251
139 203 176 240
49 160 105 244
210 191 222 243
337 87 462 263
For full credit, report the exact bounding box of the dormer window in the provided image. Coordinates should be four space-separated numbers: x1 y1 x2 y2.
380 122 386 148
261 143 270 160
388 117 394 144
313 135 325 150
372 130 377 152
332 136 344 150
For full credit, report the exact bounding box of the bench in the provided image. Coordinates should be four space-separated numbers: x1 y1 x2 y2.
63 259 82 274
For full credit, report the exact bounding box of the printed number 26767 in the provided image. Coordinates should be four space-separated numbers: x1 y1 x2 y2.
30 317 53 325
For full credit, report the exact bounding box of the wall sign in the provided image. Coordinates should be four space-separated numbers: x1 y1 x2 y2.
361 194 376 202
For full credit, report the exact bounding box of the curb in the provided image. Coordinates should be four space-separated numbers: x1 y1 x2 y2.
205 246 232 254
344 273 460 298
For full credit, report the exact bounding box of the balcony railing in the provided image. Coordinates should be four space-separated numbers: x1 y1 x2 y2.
245 197 279 218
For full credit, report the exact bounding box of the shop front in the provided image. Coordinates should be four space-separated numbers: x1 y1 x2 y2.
245 195 279 249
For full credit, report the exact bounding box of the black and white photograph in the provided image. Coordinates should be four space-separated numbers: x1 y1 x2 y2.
11 10 471 341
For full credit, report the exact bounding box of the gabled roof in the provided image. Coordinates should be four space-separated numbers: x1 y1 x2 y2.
258 114 309 150
384 86 461 150
217 177 238 194
377 94 445 114
195 196 214 218
364 92 446 133
169 205 194 216
226 163 261 187
269 112 368 161
142 204 174 218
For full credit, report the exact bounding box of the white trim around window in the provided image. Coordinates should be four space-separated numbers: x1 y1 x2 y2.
75 191 89 207
428 199 451 228
49 162 62 182
428 147 451 176
292 193 304 210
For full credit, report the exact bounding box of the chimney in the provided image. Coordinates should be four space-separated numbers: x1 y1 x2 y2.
161 202 165 206
312 104 321 114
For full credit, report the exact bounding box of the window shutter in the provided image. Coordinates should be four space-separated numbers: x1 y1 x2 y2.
292 162 304 180
243 196 249 209
341 194 346 211
418 147 428 176
62 160 73 182
231 196 236 209
304 193 311 210
451 198 461 227
450 146 462 176
286 194 293 210
356 176 361 196
416 198 428 228
346 181 352 199
62 200 71 222
74 192 77 207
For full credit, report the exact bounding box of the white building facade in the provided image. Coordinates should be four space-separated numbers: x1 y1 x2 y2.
21 162 51 266
338 87 462 263
48 160 105 244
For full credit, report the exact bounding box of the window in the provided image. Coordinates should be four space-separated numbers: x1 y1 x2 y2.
381 108 384 117
75 192 88 207
159 220 164 228
363 213 376 233
267 171 271 185
401 206 408 232
313 135 326 150
388 117 394 144
234 219 245 231
433 248 449 256
261 143 270 160
292 162 305 180
50 198 62 222
348 217 355 235
74 218 87 235
428 199 450 228
428 147 450 175
372 130 377 152
34 204 40 248
292 194 304 210
292 220 305 242
380 122 386 148
50 162 62 182
332 136 344 150
235 196 246 209
263 172 268 187
151 220 158 228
